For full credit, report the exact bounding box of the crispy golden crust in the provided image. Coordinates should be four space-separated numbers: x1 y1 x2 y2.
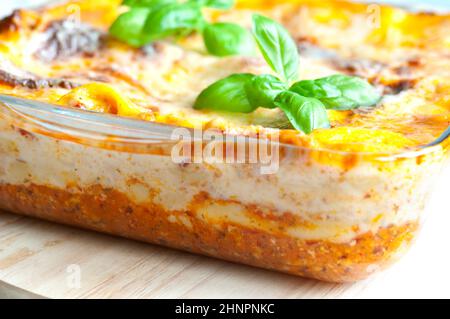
0 183 418 282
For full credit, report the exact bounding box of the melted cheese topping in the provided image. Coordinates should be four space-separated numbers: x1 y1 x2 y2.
0 0 449 153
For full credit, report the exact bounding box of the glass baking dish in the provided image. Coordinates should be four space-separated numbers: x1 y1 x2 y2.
0 94 448 283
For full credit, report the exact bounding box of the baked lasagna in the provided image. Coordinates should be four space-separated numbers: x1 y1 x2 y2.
0 0 449 282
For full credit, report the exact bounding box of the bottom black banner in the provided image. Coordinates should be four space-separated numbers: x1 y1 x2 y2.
0 299 438 317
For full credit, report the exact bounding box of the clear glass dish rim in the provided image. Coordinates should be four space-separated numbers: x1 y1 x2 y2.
1 94 447 162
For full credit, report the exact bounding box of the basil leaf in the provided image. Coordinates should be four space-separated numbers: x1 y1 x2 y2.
122 0 176 8
318 75 381 109
144 2 205 41
203 23 254 57
122 0 148 6
109 8 153 47
194 74 256 113
244 74 287 109
252 14 299 83
274 91 330 134
290 79 340 99
291 75 381 110
193 0 235 9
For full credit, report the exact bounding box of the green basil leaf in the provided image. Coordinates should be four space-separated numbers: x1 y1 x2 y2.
193 0 235 9
318 75 381 109
244 74 287 109
194 73 256 113
274 91 330 134
144 2 205 41
122 0 176 8
290 79 340 99
122 0 144 6
203 23 254 57
252 14 299 83
109 8 153 47
291 75 381 110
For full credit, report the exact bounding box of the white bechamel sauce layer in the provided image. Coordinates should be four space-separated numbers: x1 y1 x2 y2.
0 118 444 243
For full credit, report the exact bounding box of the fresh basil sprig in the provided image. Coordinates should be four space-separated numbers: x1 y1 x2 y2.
290 75 381 110
193 14 381 134
203 23 254 57
111 0 252 57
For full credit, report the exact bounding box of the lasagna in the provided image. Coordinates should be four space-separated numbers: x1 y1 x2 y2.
0 0 449 282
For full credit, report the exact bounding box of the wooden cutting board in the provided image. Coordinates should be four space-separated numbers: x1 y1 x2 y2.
1 167 450 299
